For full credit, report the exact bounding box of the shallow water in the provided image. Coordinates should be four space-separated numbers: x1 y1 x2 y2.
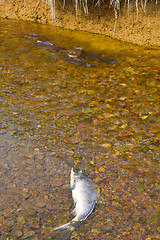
0 18 160 239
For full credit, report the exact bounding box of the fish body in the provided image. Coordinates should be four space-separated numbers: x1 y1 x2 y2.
61 47 82 58
36 40 65 52
54 168 98 231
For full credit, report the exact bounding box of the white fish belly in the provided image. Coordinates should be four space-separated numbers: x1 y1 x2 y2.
72 179 98 221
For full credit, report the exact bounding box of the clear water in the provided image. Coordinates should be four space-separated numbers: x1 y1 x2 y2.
0 18 160 239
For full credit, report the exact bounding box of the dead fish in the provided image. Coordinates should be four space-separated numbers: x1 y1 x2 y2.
54 168 98 231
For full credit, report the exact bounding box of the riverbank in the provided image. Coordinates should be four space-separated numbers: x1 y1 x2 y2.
0 0 160 46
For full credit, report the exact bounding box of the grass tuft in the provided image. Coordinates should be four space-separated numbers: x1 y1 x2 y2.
47 0 159 20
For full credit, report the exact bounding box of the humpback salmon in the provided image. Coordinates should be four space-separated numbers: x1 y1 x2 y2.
54 168 98 231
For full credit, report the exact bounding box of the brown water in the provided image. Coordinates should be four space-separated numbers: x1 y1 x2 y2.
0 18 160 240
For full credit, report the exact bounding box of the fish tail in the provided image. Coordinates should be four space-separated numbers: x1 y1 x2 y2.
54 221 75 231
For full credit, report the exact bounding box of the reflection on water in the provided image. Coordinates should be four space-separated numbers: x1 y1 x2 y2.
0 18 160 239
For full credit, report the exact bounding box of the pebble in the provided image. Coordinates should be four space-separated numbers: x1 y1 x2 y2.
12 229 23 237
101 143 111 148
154 183 160 191
53 180 63 187
99 167 105 173
6 220 15 227
21 230 35 239
157 227 160 233
17 216 26 225
36 199 46 208
91 228 99 235
22 201 33 210
30 218 40 229
101 220 114 233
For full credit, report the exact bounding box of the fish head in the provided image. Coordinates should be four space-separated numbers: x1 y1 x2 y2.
70 168 85 190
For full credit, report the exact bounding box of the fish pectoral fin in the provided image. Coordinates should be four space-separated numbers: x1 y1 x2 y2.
70 177 75 190
97 195 106 205
93 183 105 204
70 209 76 216
70 184 75 190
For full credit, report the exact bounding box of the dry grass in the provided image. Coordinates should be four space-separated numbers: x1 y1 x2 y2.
46 0 159 20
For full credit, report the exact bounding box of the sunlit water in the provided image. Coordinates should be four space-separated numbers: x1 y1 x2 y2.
0 18 160 239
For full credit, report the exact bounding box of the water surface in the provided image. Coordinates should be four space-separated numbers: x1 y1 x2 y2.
0 18 160 239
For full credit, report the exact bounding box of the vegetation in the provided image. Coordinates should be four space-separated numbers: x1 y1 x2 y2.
47 0 159 20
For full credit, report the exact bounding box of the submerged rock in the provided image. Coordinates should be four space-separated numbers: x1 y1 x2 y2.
12 229 23 238
21 230 35 239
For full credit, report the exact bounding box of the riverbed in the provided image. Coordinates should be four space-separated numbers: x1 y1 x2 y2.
0 18 160 239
